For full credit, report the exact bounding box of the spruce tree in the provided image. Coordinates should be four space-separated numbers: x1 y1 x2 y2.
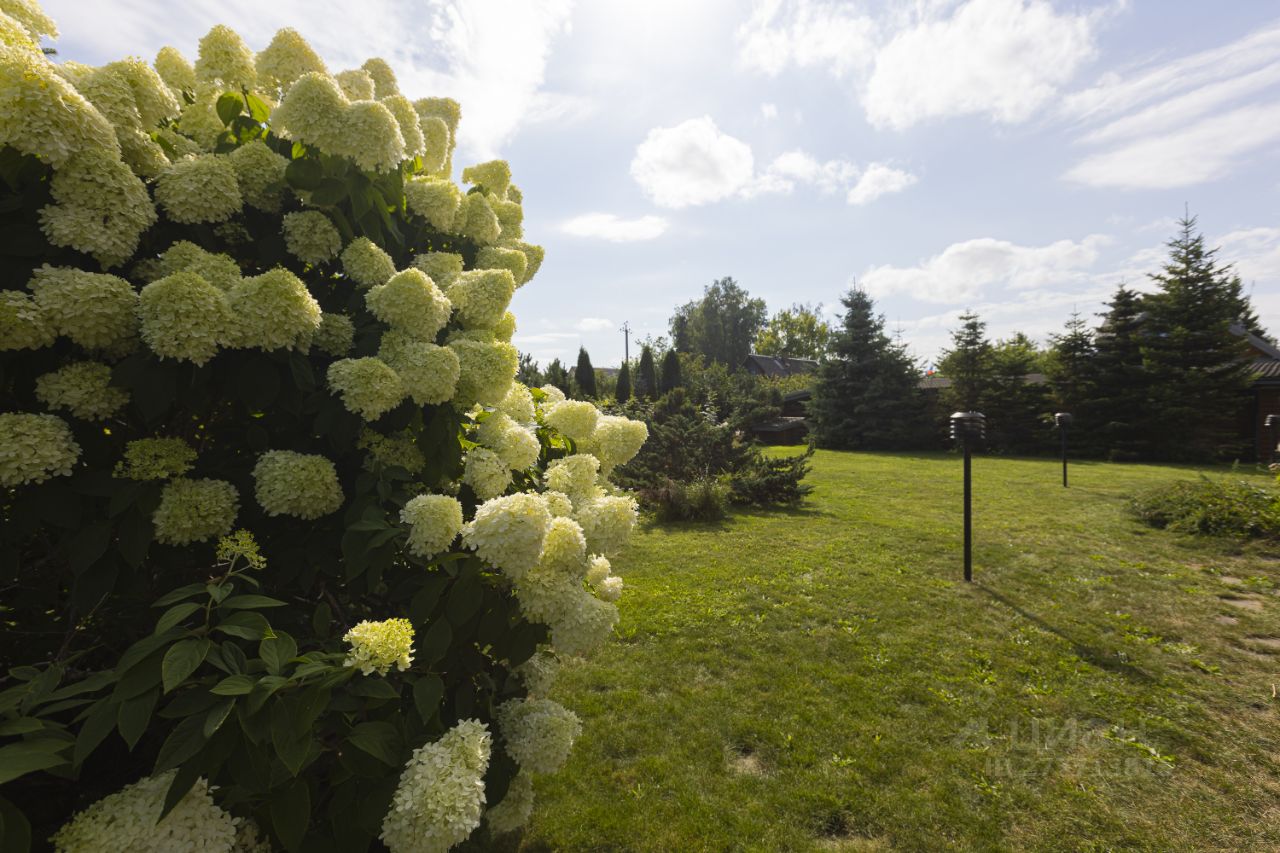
636 345 658 400
1141 216 1256 460
982 333 1051 454
1046 312 1095 415
616 361 632 403
575 346 597 398
1088 285 1150 460
660 349 682 394
938 311 994 414
810 289 929 449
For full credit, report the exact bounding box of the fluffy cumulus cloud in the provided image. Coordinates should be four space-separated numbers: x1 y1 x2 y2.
735 0 1100 130
561 213 668 242
631 120 915 207
846 163 917 205
861 234 1110 303
1062 23 1280 189
44 0 576 159
630 116 755 208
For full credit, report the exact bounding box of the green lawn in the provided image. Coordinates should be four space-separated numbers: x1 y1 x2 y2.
521 450 1280 852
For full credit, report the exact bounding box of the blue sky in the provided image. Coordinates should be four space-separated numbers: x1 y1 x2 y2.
44 0 1280 368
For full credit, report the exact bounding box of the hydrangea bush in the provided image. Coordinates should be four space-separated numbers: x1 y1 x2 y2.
0 5 649 850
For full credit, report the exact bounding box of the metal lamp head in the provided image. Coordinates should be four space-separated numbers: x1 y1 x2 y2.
1055 412 1073 428
1267 414 1280 429
949 411 986 445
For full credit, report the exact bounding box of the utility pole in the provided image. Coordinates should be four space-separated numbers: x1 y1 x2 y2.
620 321 631 366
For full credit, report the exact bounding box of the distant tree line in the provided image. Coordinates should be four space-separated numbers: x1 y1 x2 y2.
516 216 1263 463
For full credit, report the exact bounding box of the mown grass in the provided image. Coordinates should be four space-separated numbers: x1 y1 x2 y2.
520 451 1280 852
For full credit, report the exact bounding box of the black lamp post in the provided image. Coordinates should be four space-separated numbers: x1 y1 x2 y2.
1054 412 1073 487
1266 414 1280 465
950 411 986 583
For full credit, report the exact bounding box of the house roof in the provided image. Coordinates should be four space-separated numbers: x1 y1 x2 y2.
743 354 819 377
918 373 1047 390
749 416 808 433
1231 324 1280 385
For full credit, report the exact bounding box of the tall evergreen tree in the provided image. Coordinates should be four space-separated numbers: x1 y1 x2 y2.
1088 285 1150 460
1140 216 1256 460
517 352 541 386
938 311 994 414
660 349 682 394
982 333 1051 454
636 345 658 400
544 358 570 395
1045 312 1096 415
575 346 597 398
810 289 929 449
616 361 632 403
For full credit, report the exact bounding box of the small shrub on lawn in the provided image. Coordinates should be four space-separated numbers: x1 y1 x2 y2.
643 476 730 522
728 444 815 506
1130 477 1280 539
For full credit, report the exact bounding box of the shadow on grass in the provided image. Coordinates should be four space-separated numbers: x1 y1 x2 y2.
975 584 1157 685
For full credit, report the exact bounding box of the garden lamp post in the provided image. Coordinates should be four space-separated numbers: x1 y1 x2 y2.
950 411 986 583
1055 412 1073 488
1267 414 1280 465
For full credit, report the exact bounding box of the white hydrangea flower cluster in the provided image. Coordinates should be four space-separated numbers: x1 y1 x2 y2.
379 334 459 406
344 617 414 676
462 446 511 501
228 139 288 211
411 252 463 288
252 450 343 520
400 493 463 558
50 771 237 853
543 400 599 443
114 437 196 481
447 269 515 330
497 383 535 424
449 339 517 407
581 414 650 475
380 719 491 853
272 71 408 173
282 210 342 266
358 428 426 474
474 245 528 286
366 269 451 341
28 266 138 352
0 290 54 350
545 454 600 500
138 271 230 366
341 237 397 288
485 771 534 836
327 357 405 420
154 153 242 224
461 492 551 580
0 412 80 487
574 494 639 558
225 268 321 352
314 312 355 357
157 241 242 290
194 24 256 89
254 27 327 94
496 697 581 776
34 361 129 420
152 477 239 546
476 412 540 472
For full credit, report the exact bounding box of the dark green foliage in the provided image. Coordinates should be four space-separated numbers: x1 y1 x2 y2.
544 358 571 395
611 391 810 517
615 361 632 403
574 347 597 399
727 445 814 505
1045 312 1095 415
982 333 1052 455
517 352 542 386
1130 477 1280 539
938 311 993 414
1088 286 1149 460
811 289 929 450
644 477 729 523
659 349 682 394
669 277 768 369
755 303 831 360
636 346 658 400
1139 216 1256 461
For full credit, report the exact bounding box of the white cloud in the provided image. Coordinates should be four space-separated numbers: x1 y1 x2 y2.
561 213 669 242
861 235 1110 304
846 162 917 205
760 102 779 120
575 317 615 332
42 0 574 160
863 0 1099 130
631 121 911 206
736 0 876 78
735 0 1101 130
1064 101 1280 189
630 116 755 208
